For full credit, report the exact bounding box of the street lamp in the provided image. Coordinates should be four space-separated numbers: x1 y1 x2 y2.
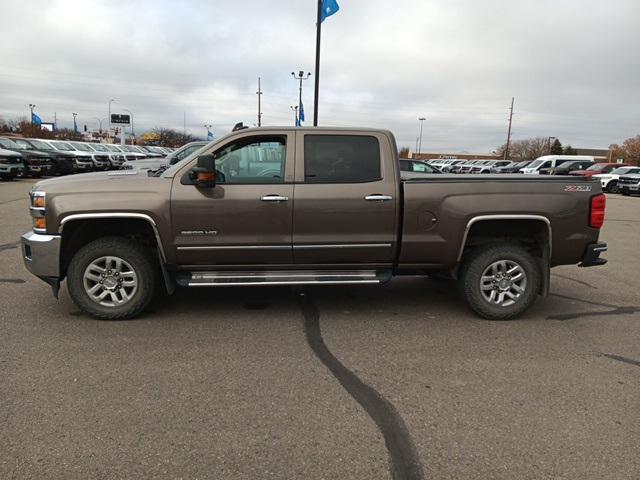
29 103 36 137
418 117 426 158
93 117 106 132
290 105 299 126
204 124 212 140
291 70 311 125
547 136 557 155
107 98 116 142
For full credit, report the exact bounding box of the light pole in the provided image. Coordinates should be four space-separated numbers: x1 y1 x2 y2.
417 117 426 158
256 77 263 127
93 117 106 132
204 124 212 140
123 109 134 141
29 103 36 137
291 70 311 125
107 98 116 142
290 105 299 126
547 136 556 155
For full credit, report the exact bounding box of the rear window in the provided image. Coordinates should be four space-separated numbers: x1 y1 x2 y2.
304 135 381 183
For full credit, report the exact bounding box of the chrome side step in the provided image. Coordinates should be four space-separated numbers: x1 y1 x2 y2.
175 270 391 287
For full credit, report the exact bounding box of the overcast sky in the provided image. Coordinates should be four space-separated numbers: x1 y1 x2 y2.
1 0 638 152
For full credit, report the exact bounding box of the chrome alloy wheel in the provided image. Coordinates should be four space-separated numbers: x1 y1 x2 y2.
83 256 138 307
480 260 527 307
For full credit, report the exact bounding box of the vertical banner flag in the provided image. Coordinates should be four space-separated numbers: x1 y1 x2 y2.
32 113 42 126
321 0 340 22
207 130 214 141
299 101 305 123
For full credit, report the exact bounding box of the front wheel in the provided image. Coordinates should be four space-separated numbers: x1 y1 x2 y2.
458 244 540 320
67 237 157 320
606 180 619 193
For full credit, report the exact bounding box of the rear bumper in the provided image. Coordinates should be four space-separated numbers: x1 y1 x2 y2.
21 231 62 278
579 242 607 267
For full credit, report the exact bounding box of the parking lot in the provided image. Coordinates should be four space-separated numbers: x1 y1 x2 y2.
1 178 638 479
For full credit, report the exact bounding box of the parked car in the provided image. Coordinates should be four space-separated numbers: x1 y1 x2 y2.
593 166 640 193
568 162 628 178
42 140 94 173
618 174 640 196
85 143 126 169
121 141 208 171
493 161 531 173
101 144 140 162
0 137 53 177
66 142 111 170
539 159 595 175
452 160 482 173
8 138 78 176
439 159 467 172
521 155 594 174
0 147 24 180
469 160 512 174
22 126 607 321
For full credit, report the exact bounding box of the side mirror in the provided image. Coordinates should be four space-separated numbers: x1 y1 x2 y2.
191 154 216 188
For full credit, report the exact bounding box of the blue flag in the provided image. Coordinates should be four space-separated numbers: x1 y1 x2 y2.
207 130 214 141
321 0 340 22
299 101 305 123
32 113 42 126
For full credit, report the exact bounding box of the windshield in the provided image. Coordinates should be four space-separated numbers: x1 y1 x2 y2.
89 143 109 152
27 139 54 151
528 159 544 168
611 167 632 175
0 138 25 149
586 164 604 171
12 139 37 150
70 142 93 152
52 142 74 151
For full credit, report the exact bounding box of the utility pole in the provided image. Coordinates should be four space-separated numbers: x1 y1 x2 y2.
290 105 299 127
547 136 556 155
72 113 78 134
108 98 116 143
418 117 426 159
54 112 57 131
29 104 36 137
291 70 311 126
256 77 263 127
504 97 515 160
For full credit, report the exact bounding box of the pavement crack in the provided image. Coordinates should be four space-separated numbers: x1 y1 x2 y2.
599 353 640 368
550 293 617 309
0 278 26 284
297 291 424 480
0 242 19 253
0 197 26 206
551 273 596 289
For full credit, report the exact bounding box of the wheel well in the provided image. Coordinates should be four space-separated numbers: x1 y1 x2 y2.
462 219 550 258
459 219 551 295
60 219 159 277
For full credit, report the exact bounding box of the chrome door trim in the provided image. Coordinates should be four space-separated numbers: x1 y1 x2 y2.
457 214 552 261
177 245 291 251
293 243 392 249
59 212 167 262
365 195 393 201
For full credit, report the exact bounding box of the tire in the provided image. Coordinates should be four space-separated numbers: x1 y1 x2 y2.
67 236 157 320
458 244 540 320
606 180 618 194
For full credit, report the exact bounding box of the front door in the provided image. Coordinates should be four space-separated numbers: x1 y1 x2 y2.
170 132 295 267
292 131 399 267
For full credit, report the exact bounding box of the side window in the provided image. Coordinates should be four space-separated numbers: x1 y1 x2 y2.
541 161 552 168
214 136 286 184
411 162 430 173
399 160 411 172
175 145 201 161
304 135 381 183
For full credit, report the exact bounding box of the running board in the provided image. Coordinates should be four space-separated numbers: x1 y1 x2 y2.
175 270 391 287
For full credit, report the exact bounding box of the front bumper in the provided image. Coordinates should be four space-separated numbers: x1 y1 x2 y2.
619 184 640 194
579 242 608 267
0 164 22 175
21 231 62 278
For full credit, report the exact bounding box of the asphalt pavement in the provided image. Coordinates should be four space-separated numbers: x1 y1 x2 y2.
1 178 638 479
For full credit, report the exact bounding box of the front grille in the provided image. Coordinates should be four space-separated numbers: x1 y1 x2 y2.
95 155 109 161
618 177 640 186
0 157 22 165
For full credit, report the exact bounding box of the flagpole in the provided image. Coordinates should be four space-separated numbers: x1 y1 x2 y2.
313 0 322 127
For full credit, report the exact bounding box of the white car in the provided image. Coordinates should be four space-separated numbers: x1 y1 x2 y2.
521 155 594 174
593 166 640 193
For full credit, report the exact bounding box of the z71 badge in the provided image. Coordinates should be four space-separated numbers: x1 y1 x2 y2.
564 185 592 192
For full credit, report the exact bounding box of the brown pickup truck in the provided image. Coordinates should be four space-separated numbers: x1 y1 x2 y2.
21 127 608 320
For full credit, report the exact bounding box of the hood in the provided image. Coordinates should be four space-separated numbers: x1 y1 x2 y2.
34 170 164 193
0 147 23 158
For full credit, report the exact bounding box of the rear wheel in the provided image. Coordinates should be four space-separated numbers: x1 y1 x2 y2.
606 180 619 193
458 244 540 320
67 237 157 320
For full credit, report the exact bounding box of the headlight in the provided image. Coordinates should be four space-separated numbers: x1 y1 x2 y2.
29 191 46 233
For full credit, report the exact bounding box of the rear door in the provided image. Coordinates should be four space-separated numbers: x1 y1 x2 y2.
170 131 295 267
292 131 399 267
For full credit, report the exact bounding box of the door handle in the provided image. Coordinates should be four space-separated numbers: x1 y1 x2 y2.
261 194 289 202
365 194 393 201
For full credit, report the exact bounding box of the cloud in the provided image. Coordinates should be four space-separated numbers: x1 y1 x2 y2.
1 0 638 151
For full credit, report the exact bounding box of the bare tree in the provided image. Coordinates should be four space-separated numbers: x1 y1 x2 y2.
398 147 410 158
622 135 640 166
496 137 551 161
